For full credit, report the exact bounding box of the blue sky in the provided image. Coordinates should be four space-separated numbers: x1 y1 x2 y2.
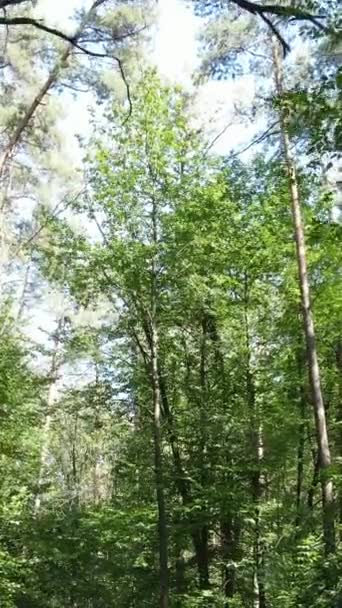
36 0 258 156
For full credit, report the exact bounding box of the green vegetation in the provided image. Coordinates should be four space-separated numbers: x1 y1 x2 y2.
0 1 341 607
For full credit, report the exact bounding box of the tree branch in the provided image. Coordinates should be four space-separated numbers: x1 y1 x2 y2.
230 0 327 55
0 0 27 8
0 16 122 54
203 119 234 156
259 12 290 55
0 16 132 122
230 0 326 24
229 119 280 158
12 189 85 258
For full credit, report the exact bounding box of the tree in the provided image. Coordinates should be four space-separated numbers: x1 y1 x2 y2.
0 0 148 54
272 35 336 556
193 0 329 55
0 23 340 607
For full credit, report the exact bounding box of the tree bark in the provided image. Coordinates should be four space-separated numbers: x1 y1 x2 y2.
272 37 335 555
151 318 169 608
221 516 241 605
0 47 71 182
243 273 267 608
244 297 267 608
252 424 267 608
193 527 210 590
151 197 169 608
160 370 211 591
335 340 342 534
34 316 64 513
174 527 186 601
194 314 210 590
295 349 306 529
0 0 102 182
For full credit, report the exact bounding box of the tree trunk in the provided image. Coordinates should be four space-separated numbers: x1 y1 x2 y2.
243 273 267 608
174 525 186 601
252 423 267 608
295 415 305 527
193 527 210 590
194 314 210 590
151 320 169 608
205 313 241 603
160 369 212 591
34 316 64 513
295 350 306 529
221 516 241 605
0 1 100 182
151 198 169 608
0 47 71 182
307 449 320 512
335 340 342 534
272 37 335 555
15 259 31 324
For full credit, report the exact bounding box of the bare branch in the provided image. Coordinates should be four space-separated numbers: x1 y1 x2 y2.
203 119 234 156
259 12 290 55
229 119 280 158
116 55 132 123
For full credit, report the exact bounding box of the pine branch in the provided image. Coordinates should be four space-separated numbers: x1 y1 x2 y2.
230 0 327 55
0 16 133 123
259 12 290 54
230 0 326 24
0 0 27 7
0 16 118 52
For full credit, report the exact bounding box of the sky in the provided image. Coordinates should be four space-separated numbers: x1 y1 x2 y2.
36 0 257 156
5 0 340 377
154 0 257 154
21 0 341 364
23 0 259 352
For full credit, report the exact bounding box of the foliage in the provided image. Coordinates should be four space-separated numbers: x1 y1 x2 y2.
0 7 341 608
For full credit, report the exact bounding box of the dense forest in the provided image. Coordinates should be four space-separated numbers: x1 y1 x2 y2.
0 0 341 606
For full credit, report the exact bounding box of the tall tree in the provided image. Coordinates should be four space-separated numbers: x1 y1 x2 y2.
271 36 335 555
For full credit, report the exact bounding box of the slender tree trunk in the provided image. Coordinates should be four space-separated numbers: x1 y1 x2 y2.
160 368 212 591
295 404 305 527
295 350 306 529
0 48 71 182
151 317 169 608
221 516 241 605
0 256 31 336
68 414 80 506
272 38 335 555
151 198 169 608
243 273 267 608
205 313 241 603
252 423 267 608
194 314 210 590
0 1 101 182
335 340 342 533
307 448 320 512
159 323 214 592
15 259 31 324
34 316 64 513
174 514 186 602
193 528 210 590
335 341 342 607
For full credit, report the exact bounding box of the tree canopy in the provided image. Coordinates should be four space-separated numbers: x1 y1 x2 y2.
0 1 341 607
